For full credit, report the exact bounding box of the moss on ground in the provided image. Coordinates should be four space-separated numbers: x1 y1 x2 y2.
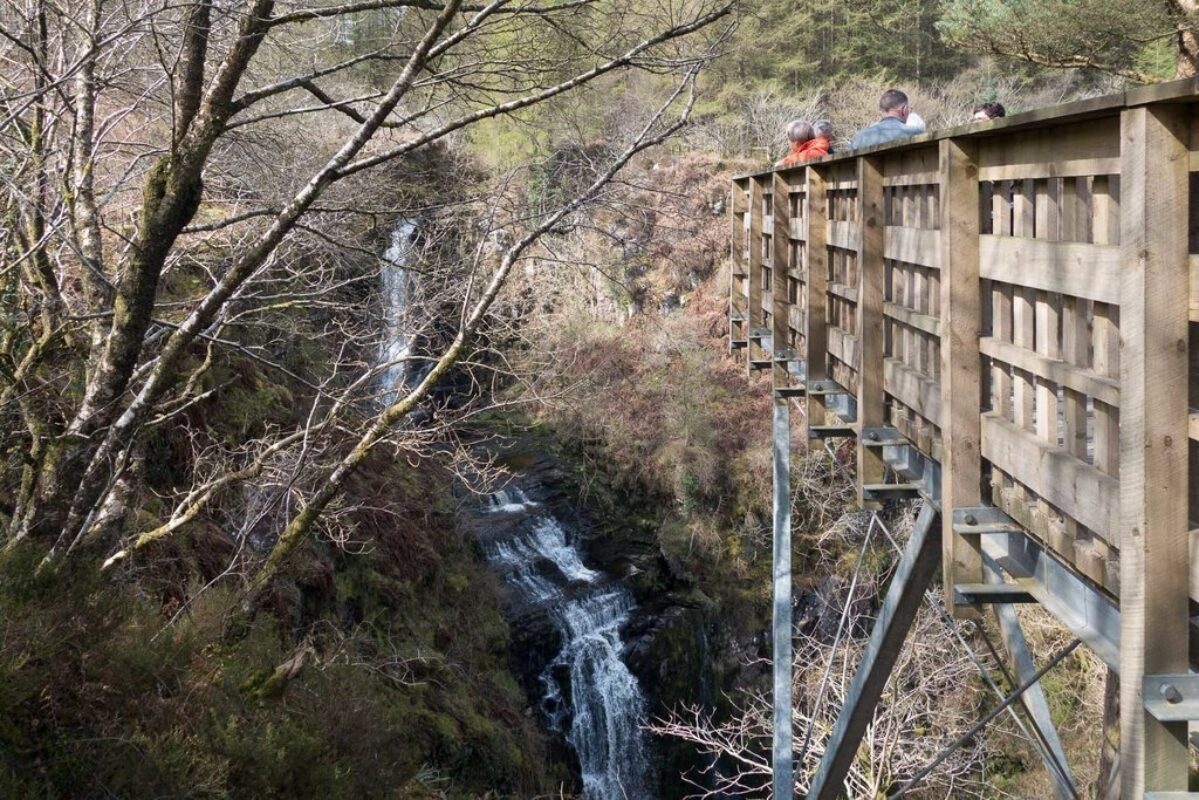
0 454 565 798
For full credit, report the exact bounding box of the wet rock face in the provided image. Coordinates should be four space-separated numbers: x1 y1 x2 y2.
507 605 565 699
463 446 726 798
465 465 656 797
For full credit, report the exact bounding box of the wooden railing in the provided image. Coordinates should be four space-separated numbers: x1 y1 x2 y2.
731 78 1199 795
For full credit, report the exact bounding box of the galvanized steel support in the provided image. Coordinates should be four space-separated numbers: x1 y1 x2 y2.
772 397 794 797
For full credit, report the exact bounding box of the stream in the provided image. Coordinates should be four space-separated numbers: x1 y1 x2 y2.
482 485 654 798
377 218 655 796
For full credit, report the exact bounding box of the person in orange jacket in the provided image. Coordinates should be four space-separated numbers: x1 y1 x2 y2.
778 119 833 167
777 120 813 167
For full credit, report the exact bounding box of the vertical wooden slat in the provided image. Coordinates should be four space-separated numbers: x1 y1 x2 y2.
1034 292 1061 446
1012 288 1036 431
994 180 1012 236
1093 175 1120 246
914 267 928 376
1092 302 1121 476
730 182 742 344
1092 175 1122 480
940 138 984 609
1034 290 1064 558
857 156 886 507
1035 178 1060 241
748 178 765 369
1061 177 1081 242
731 180 750 348
991 284 1013 419
1014 178 1035 237
1061 298 1089 460
805 167 830 442
772 172 793 388
1118 104 1190 797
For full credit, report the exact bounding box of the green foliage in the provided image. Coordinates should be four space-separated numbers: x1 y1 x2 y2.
707 0 969 101
0 459 559 798
938 0 1183 82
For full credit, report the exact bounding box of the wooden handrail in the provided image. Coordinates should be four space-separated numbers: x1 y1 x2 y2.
730 84 1199 794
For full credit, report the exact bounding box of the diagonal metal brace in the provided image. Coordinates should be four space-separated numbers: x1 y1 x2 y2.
806 503 942 799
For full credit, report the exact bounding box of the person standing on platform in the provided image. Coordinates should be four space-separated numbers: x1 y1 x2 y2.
850 89 924 149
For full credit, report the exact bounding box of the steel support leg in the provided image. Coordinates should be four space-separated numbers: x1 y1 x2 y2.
773 398 794 797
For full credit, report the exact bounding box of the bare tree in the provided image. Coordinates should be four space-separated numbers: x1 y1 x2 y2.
0 0 734 591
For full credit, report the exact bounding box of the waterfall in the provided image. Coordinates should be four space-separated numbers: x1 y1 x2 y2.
378 218 418 405
483 486 654 798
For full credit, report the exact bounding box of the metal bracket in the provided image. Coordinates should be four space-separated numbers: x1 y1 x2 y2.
1143 674 1199 722
861 483 921 502
808 424 856 439
954 583 1037 605
773 348 799 362
876 439 941 510
962 506 1122 671
805 379 848 396
750 326 770 339
859 426 908 447
774 386 805 398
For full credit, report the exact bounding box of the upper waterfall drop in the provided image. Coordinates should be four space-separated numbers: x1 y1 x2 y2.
378 218 418 405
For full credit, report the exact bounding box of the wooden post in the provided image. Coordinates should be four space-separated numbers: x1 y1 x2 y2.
748 177 765 369
773 171 793 389
856 156 885 506
730 180 748 349
805 166 829 443
938 138 984 611
1118 103 1191 796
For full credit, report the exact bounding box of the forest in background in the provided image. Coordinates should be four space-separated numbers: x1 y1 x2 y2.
1 0 1195 795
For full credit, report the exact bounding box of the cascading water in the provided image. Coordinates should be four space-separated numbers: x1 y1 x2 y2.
483 486 654 798
378 218 418 404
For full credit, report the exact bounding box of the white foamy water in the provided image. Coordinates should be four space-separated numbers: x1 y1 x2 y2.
482 487 653 798
487 486 540 514
378 218 417 405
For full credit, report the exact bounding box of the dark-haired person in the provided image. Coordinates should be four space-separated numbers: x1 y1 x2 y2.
850 89 924 150
972 101 1006 121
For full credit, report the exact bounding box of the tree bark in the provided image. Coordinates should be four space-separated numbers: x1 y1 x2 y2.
1175 0 1199 77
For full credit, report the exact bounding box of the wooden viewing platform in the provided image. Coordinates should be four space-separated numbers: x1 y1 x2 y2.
731 77 1199 797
